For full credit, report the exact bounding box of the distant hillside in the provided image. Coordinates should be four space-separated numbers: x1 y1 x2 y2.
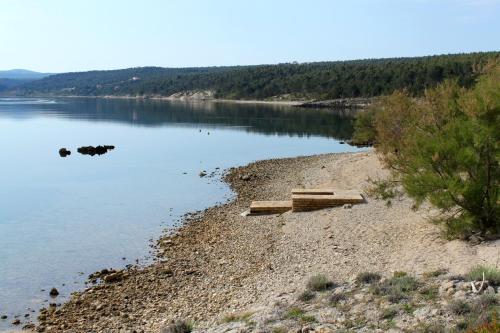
0 69 52 93
10 52 500 99
0 69 51 80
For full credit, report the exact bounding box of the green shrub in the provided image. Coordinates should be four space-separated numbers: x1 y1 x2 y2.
306 274 334 291
370 275 418 303
356 272 382 284
351 107 377 145
368 65 500 237
468 265 500 286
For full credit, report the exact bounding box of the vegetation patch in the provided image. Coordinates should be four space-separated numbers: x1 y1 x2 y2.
418 284 439 301
356 272 382 284
352 63 500 238
370 275 419 303
284 307 317 323
223 311 254 323
468 266 500 286
306 274 335 291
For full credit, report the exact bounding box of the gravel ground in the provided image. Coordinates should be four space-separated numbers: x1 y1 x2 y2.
25 151 499 332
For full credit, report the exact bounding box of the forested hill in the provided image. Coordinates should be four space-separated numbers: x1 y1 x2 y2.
10 52 499 100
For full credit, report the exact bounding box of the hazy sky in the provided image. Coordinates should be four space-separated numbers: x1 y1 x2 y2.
1 0 499 72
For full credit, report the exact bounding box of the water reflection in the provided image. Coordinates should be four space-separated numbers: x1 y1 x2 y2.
0 98 357 139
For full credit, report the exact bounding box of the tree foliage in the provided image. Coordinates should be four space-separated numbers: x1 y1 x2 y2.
354 63 499 237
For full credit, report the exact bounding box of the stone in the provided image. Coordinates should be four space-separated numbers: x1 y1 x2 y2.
343 204 352 209
239 174 252 181
104 272 123 283
49 288 59 297
439 280 454 294
58 148 71 157
199 171 207 177
11 319 21 325
453 290 467 299
468 234 483 245
456 281 469 291
413 306 432 320
484 286 496 295
0 315 7 319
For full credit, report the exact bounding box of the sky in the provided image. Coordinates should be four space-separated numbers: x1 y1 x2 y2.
0 0 499 73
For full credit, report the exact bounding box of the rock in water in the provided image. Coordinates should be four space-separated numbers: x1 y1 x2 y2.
77 145 115 156
58 148 71 157
49 288 59 297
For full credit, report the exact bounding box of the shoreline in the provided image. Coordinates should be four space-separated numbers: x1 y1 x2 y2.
21 150 500 332
10 94 307 107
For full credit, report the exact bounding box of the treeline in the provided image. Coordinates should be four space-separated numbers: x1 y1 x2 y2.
13 52 500 99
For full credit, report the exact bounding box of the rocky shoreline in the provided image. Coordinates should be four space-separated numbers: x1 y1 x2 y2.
11 151 499 332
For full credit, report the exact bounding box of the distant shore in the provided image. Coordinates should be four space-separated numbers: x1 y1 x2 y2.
4 94 372 109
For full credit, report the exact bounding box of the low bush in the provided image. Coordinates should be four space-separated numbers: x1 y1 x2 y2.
356 272 382 284
468 266 500 286
370 275 419 303
449 299 472 315
306 274 335 291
